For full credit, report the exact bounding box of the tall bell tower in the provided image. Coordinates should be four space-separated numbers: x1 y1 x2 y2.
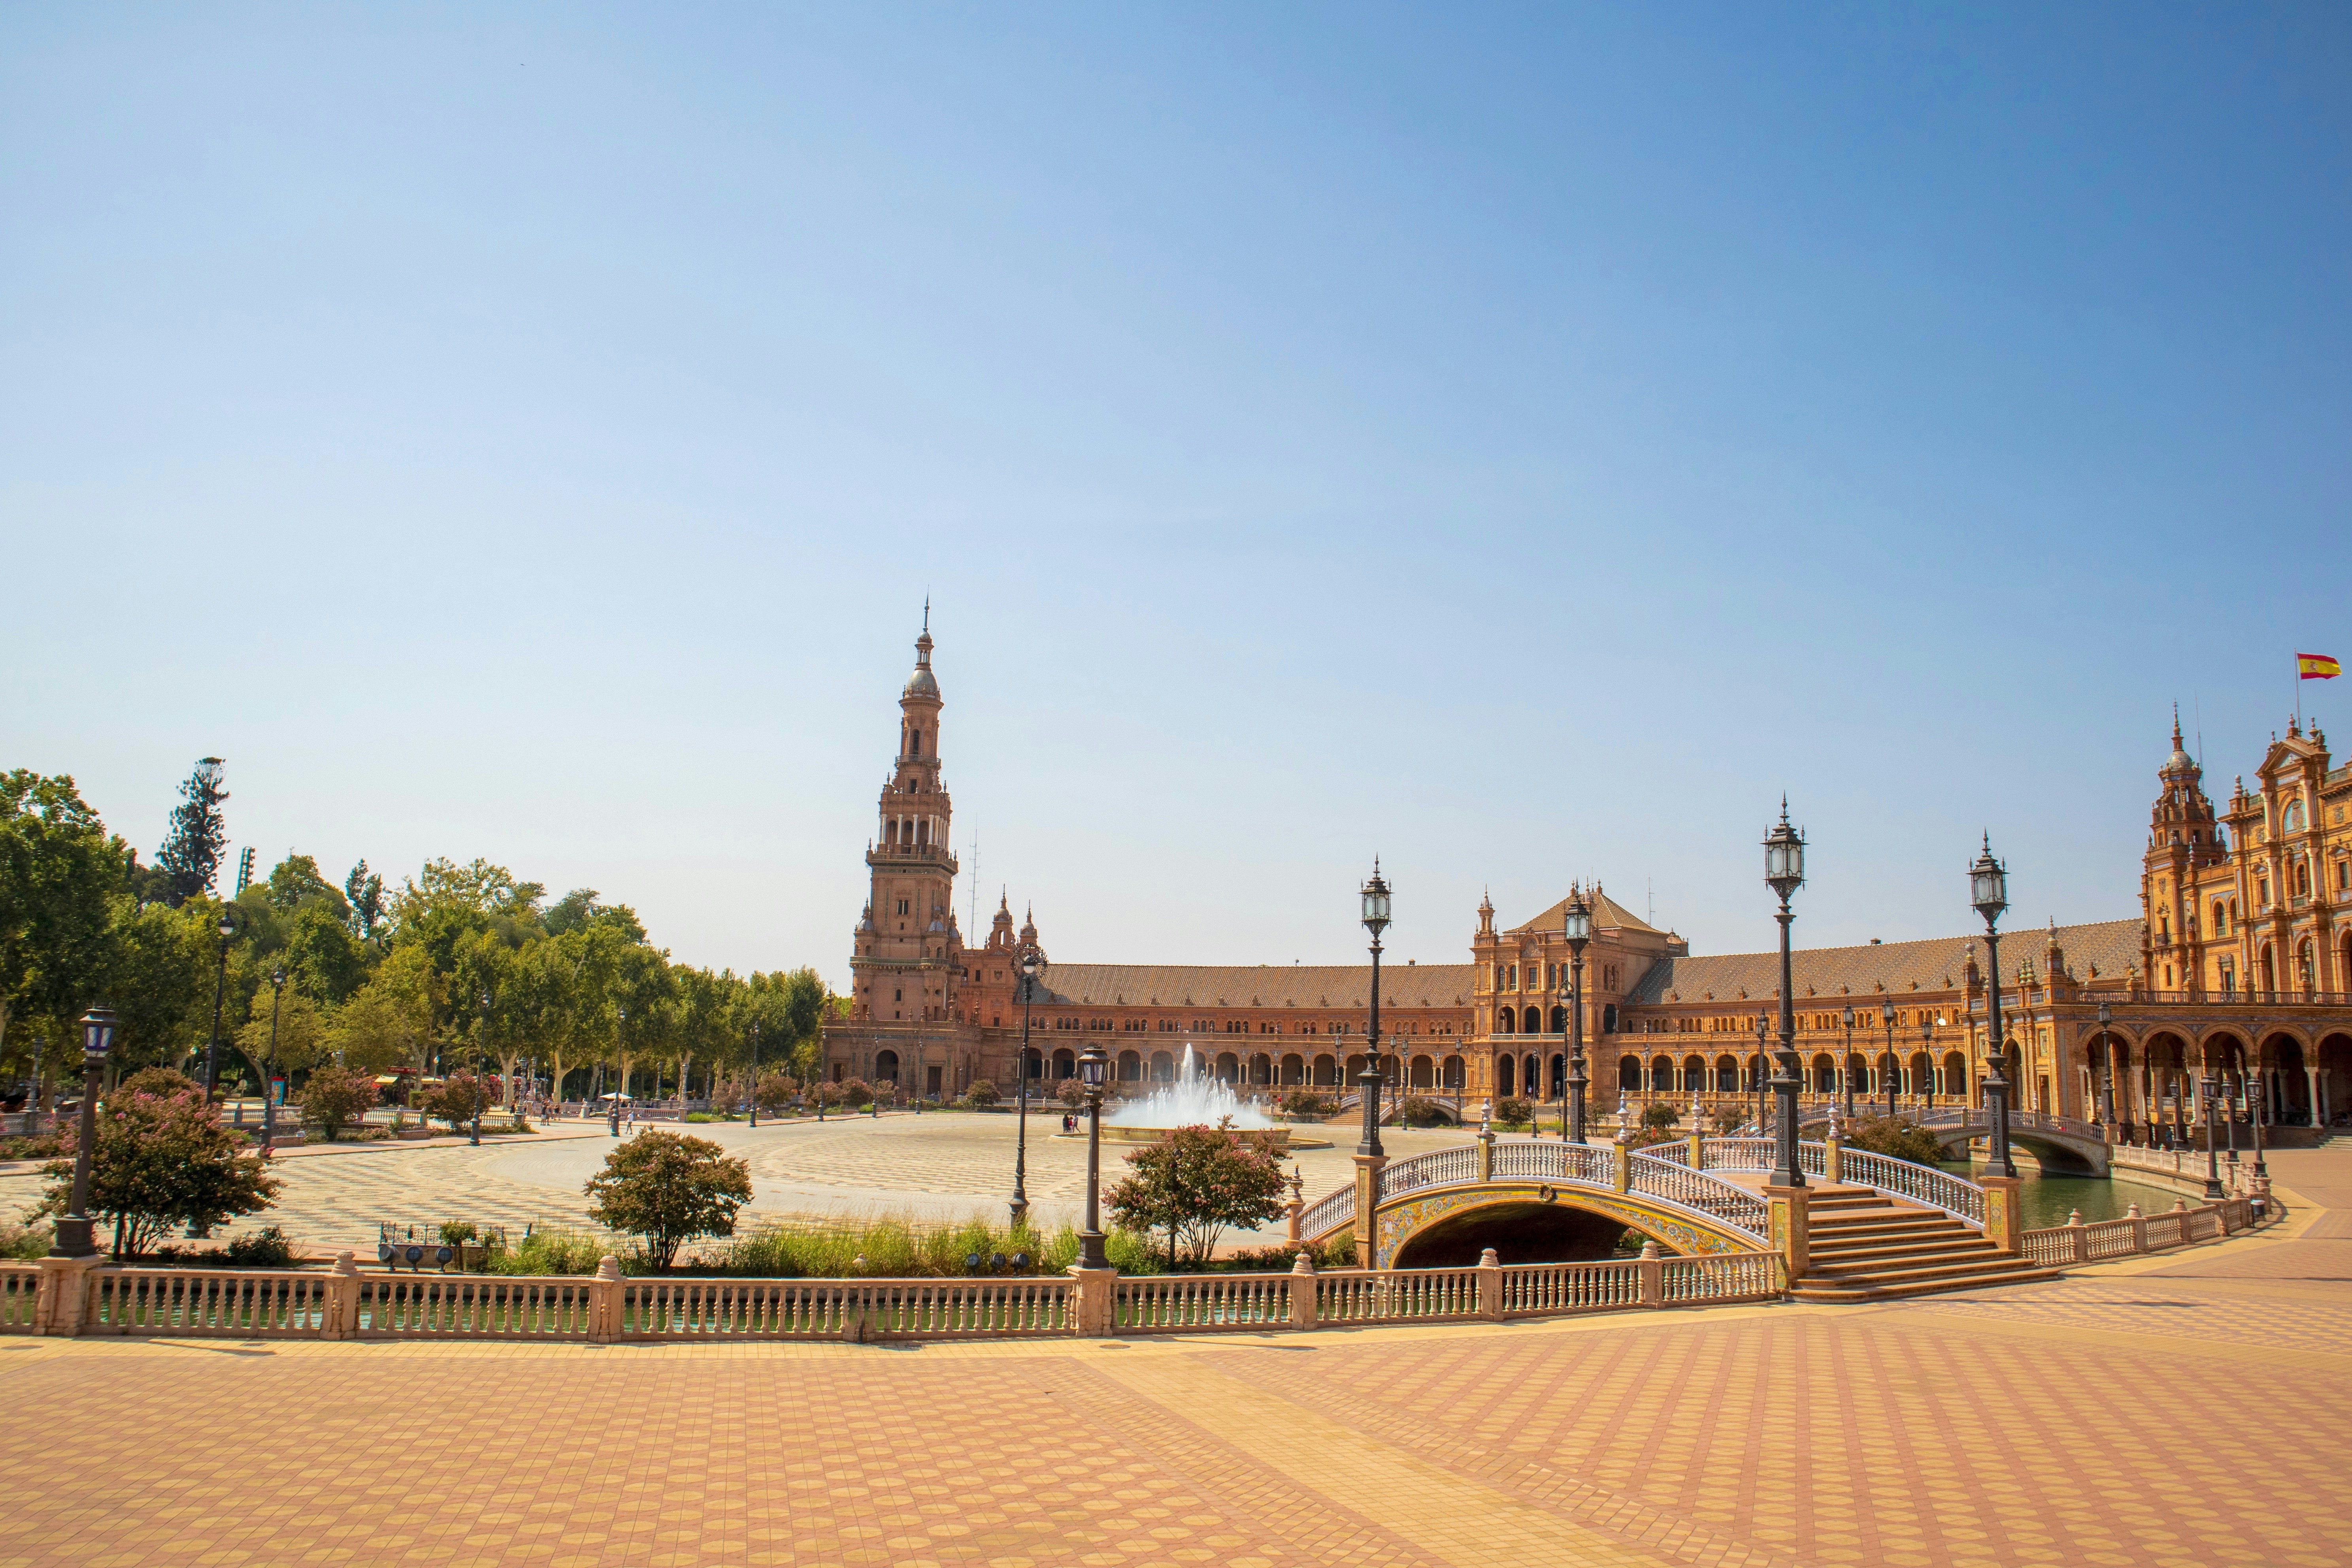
849 608 961 1025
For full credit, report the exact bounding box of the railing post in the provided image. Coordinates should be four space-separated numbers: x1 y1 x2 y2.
1686 1128 1705 1169
35 1253 103 1338
1476 1116 1495 1183
1980 1174 2024 1255
1284 1171 1303 1247
324 1251 360 1340
1290 1253 1318 1330
589 1255 622 1344
1070 1264 1116 1338
1611 1139 1631 1194
1637 1240 1664 1307
2065 1209 2088 1265
1764 1185 1809 1280
1823 1126 1843 1186
1352 1153 1386 1268
2128 1202 2147 1253
1476 1246 1503 1321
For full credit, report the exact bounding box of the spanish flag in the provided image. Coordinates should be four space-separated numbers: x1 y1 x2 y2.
2300 652 2341 680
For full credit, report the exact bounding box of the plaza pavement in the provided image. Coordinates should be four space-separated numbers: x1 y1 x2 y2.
2 1143 2349 1566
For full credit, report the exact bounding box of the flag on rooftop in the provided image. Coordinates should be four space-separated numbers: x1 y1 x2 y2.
2297 652 2340 680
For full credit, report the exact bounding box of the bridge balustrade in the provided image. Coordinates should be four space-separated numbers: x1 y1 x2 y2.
1625 1152 1772 1238
1837 1149 1986 1225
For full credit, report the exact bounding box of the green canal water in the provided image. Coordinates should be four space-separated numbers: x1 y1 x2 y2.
1937 1161 2188 1230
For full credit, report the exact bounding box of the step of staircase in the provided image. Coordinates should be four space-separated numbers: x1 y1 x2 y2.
1790 1187 2060 1302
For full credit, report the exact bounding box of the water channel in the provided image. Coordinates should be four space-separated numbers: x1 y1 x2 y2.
1938 1160 2187 1229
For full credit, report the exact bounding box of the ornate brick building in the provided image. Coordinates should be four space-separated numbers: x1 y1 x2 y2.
824 627 2352 1127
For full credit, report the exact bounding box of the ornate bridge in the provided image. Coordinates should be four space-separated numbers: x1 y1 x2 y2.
1300 1134 1996 1273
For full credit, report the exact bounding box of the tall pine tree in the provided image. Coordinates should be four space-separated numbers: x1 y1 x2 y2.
155 757 229 907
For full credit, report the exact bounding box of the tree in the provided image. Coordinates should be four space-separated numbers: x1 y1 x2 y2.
964 1079 999 1107
753 1070 799 1114
283 901 368 1005
0 771 124 1070
544 887 645 943
155 758 230 907
583 1130 753 1270
1106 1124 1288 1270
1842 1114 1946 1165
422 1070 496 1129
326 958 431 1076
41 1079 279 1258
96 898 213 1076
343 860 385 939
297 1064 379 1141
233 989 328 1088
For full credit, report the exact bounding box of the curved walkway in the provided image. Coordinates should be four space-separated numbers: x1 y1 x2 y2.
4 1147 2348 1566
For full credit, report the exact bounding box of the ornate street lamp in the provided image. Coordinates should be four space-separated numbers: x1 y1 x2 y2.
609 1006 625 1138
1969 836 2019 1179
1010 941 1042 1228
2199 1071 2226 1198
472 988 490 1147
49 1007 116 1259
1752 1013 1768 1134
2250 1054 2269 1179
1879 1000 1897 1119
259 966 287 1151
747 1019 760 1128
1357 860 1390 1159
1840 1002 1856 1122
1920 1014 1936 1113
2095 1001 2117 1137
1077 1040 1110 1269
1763 803 1807 1189
202 911 235 1099
1563 889 1592 1144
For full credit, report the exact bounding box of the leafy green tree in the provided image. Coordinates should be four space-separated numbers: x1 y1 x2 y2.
422 1070 496 1129
343 860 385 939
0 771 124 1072
234 988 328 1088
154 758 230 907
97 898 215 1076
583 1130 753 1270
41 1078 280 1258
326 954 432 1077
297 1064 379 1140
544 887 645 943
265 853 347 919
284 901 368 1005
1106 1124 1288 1271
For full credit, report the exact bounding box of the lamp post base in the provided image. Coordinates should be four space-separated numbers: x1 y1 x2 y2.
48 1215 96 1259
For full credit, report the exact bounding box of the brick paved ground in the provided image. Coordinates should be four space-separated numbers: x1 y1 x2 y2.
3 1149 2346 1567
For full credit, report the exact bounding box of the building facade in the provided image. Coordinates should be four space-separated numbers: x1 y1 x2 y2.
824 627 2352 1127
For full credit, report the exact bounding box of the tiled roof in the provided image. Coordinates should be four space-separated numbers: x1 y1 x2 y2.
1623 918 2142 1006
1506 887 1662 937
1031 962 1478 1011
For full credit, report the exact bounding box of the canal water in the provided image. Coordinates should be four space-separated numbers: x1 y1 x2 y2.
1938 1161 2187 1229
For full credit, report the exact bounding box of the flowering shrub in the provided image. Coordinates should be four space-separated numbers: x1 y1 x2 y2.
1107 1124 1288 1271
41 1082 280 1259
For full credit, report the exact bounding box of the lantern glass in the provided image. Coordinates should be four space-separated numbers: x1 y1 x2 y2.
1879 1000 1895 1026
1019 946 1040 979
80 1006 117 1061
1563 897 1591 944
1970 843 2008 919
1843 1004 1855 1029
1079 1050 1106 1087
1762 809 1805 895
1360 869 1391 932
219 914 236 940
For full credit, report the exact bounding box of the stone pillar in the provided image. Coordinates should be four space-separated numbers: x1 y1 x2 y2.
1476 1119 1496 1183
2309 1065 2324 1131
1611 1139 1631 1194
1980 1175 2024 1255
1289 1253 1318 1330
1352 1153 1386 1268
323 1251 360 1340
1686 1129 1705 1169
1823 1127 1844 1186
1284 1172 1303 1247
35 1253 103 1337
1070 1265 1116 1338
1637 1240 1664 1307
1476 1247 1503 1321
2065 1209 2088 1265
2128 1202 2147 1253
1763 1185 1809 1280
590 1255 622 1345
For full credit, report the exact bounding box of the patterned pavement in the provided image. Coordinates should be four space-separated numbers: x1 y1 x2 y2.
2 1148 2348 1566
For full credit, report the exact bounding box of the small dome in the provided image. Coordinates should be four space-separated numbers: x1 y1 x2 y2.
903 666 939 698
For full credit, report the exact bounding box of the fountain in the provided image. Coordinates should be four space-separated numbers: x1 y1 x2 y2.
1072 1045 1330 1149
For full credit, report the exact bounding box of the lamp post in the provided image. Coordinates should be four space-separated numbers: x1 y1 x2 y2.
1358 861 1390 1159
203 911 235 1099
2250 1055 2269 1179
1077 1040 1109 1269
747 1020 760 1128
609 1006 624 1138
259 966 286 1152
472 989 489 1147
1879 1001 1896 1119
1969 836 2020 1179
2223 1059 2241 1166
1752 1013 1768 1134
2095 1001 2117 1138
1840 1002 1856 1122
1763 804 1806 1189
1563 890 1591 1144
1010 941 1041 1229
49 1007 116 1258
2200 1071 2226 1198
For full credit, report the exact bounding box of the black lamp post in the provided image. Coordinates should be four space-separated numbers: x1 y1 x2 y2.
1763 804 1806 1188
1358 861 1390 1159
2250 1053 2269 1178
1077 1039 1109 1268
2200 1071 2226 1198
1879 1000 1896 1119
609 1006 624 1138
747 1019 760 1128
1920 1016 1935 1113
472 989 489 1147
49 1007 116 1259
259 966 286 1151
1969 836 2020 1180
2095 1001 2117 1136
203 911 235 1099
1840 1002 1856 1122
1752 1013 1768 1134
1563 890 1591 1145
1010 941 1041 1229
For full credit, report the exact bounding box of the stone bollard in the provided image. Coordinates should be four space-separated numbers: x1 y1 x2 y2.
1288 1253 1318 1331
1611 1139 1631 1194
589 1255 622 1345
1764 1184 1810 1281
2127 1202 2147 1253
2065 1209 2088 1265
1352 1153 1386 1269
1476 1108 1496 1184
1284 1171 1304 1246
1979 1175 2024 1256
1476 1247 1503 1321
1637 1241 1664 1308
324 1251 360 1340
1687 1128 1706 1170
1823 1127 1843 1186
1070 1264 1117 1338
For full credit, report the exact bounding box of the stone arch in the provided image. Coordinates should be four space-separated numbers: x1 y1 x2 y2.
1149 1050 1175 1082
1496 1009 1516 1035
1679 1054 1704 1091
1248 1052 1273 1084
1941 1049 1967 1099
1550 1005 1569 1034
1618 1056 1641 1091
1845 1052 1870 1093
1361 1184 1762 1267
1313 1051 1337 1086
875 1049 900 1084
1278 1052 1304 1085
2318 1032 2352 1129
1523 1006 1543 1035
1713 1054 1739 1093
1410 1055 1434 1089
1548 1053 1565 1097
1810 1053 1836 1094
1497 1054 1516 1096
1213 1051 1240 1081
1051 1048 1075 1079
1390 1201 1629 1267
1116 1049 1143 1083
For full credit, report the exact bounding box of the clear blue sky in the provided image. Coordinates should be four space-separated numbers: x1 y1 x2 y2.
6 6 2347 985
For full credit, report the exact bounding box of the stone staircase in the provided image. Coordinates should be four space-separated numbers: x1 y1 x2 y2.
1790 1185 2058 1303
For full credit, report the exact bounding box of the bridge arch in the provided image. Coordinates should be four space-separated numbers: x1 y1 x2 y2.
1368 1182 1763 1268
